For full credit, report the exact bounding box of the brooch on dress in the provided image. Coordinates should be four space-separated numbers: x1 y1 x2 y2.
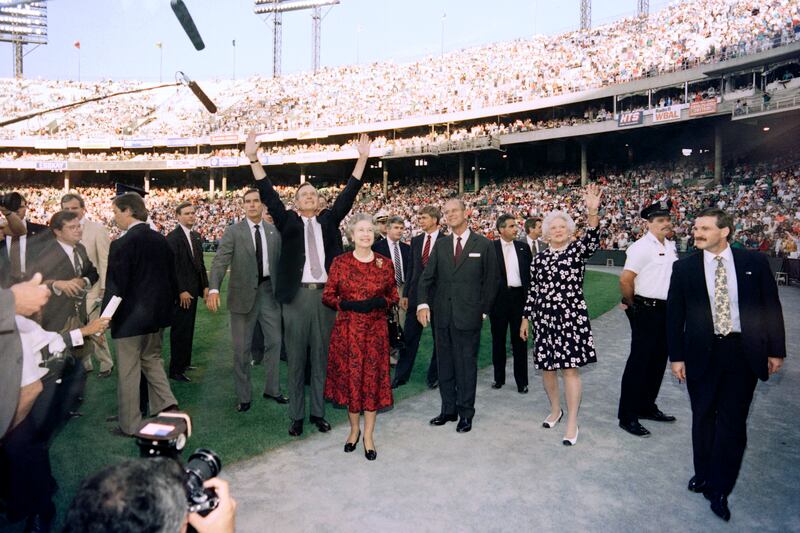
375 257 383 268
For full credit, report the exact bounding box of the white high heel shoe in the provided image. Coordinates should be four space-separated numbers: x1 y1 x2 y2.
542 409 564 428
562 426 579 446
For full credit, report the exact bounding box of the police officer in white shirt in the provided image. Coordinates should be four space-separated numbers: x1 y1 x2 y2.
618 199 678 437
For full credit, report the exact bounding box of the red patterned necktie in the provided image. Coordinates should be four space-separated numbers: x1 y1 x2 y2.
454 236 463 264
421 234 431 266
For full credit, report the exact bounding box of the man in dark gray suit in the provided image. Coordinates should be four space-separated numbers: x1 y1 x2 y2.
525 217 548 255
207 188 286 413
417 198 499 433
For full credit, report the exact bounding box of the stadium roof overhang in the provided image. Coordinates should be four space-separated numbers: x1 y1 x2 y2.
703 43 800 77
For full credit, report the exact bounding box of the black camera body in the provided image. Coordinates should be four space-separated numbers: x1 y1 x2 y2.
133 413 222 517
0 192 23 212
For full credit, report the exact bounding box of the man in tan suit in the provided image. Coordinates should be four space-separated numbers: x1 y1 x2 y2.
61 193 114 377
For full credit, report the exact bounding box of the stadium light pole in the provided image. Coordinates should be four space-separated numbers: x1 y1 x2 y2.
440 12 446 60
356 24 362 65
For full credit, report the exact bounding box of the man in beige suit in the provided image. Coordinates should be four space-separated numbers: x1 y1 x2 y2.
61 193 114 377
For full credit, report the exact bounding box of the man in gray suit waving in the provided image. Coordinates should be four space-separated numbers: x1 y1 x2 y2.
207 188 286 413
417 199 499 433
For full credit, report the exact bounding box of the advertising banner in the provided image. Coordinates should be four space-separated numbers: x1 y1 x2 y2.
208 156 241 167
35 161 68 171
209 133 240 145
653 105 682 123
617 111 643 127
689 99 717 117
123 138 154 149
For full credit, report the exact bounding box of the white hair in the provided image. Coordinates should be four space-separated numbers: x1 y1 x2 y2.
542 210 576 237
345 213 374 239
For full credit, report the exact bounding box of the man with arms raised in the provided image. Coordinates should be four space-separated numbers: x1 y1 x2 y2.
246 132 371 436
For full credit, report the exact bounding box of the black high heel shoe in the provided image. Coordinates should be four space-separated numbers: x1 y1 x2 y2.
344 431 361 453
364 441 377 461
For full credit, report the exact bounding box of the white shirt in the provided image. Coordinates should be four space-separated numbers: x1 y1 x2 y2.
451 228 470 256
501 239 522 287
301 215 327 283
703 246 741 333
623 231 677 300
4 219 28 273
179 224 194 253
386 237 405 284
422 229 440 256
246 219 270 278
526 235 544 254
16 315 84 387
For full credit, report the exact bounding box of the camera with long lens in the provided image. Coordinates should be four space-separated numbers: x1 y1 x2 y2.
133 412 222 517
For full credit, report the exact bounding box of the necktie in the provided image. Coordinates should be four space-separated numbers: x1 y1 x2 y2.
454 236 463 264
713 256 732 336
73 247 88 322
73 247 82 277
393 241 403 286
306 218 323 279
422 234 431 267
10 235 22 280
254 224 264 280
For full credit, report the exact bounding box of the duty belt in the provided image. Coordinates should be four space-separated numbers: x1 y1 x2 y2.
634 295 666 308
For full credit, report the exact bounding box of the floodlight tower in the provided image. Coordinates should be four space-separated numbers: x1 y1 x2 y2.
254 0 340 77
637 0 649 18
580 0 591 30
0 0 48 78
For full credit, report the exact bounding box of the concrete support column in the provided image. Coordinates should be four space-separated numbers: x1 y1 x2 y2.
714 123 723 184
580 141 588 186
63 171 70 192
382 165 388 197
300 166 306 184
144 171 150 193
208 170 215 197
458 153 465 195
221 170 228 195
473 153 480 193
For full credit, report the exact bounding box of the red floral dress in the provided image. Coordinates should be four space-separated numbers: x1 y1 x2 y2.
322 252 399 413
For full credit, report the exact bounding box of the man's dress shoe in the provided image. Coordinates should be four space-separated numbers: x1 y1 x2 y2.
169 373 191 383
391 378 406 389
309 415 331 432
705 492 731 521
429 413 457 426
236 402 251 413
687 476 707 493
263 393 289 404
456 417 472 433
491 382 503 389
288 419 304 436
619 419 651 437
427 380 439 389
639 409 676 423
518 386 529 394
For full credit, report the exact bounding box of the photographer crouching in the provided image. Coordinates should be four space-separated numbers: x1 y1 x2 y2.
62 457 236 533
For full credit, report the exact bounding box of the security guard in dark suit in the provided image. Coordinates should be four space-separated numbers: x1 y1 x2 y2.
618 199 678 437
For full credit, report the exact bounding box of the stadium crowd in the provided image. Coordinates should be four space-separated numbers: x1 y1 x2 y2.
1 0 797 140
4 158 799 254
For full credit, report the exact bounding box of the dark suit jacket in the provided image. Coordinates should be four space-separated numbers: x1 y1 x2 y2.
0 288 22 436
418 231 499 331
255 176 363 304
0 220 52 288
166 227 209 298
666 248 786 381
491 239 532 313
403 233 433 308
103 223 179 339
373 238 412 286
32 239 99 332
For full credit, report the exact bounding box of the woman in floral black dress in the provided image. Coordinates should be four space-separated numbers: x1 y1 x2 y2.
323 213 398 461
521 184 602 446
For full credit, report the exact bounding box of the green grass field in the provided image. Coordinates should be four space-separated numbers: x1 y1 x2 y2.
42 263 619 524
